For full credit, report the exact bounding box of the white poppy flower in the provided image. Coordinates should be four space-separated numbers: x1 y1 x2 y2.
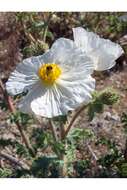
73 27 124 71
6 38 95 118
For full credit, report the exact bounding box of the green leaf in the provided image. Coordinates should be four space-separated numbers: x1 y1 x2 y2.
117 162 127 177
31 156 59 177
52 141 65 157
31 128 53 150
46 31 54 40
68 128 94 143
9 112 32 126
74 160 90 177
0 168 12 178
15 142 30 158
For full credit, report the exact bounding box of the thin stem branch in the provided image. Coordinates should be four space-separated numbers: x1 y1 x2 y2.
42 13 53 43
22 19 36 44
49 119 58 141
62 104 88 139
60 123 66 140
0 79 35 157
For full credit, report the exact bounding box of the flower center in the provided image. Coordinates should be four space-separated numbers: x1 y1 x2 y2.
38 63 62 85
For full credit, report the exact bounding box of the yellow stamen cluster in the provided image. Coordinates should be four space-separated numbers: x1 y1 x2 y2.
38 63 62 85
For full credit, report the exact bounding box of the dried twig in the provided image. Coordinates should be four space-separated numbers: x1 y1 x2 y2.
22 22 36 44
0 79 35 157
87 144 98 161
0 151 30 170
0 158 4 168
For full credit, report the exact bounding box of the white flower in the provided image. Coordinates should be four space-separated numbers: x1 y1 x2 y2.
6 38 95 118
73 27 124 71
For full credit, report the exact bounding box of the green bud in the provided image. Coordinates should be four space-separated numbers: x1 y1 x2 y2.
88 89 119 121
100 90 119 105
118 162 127 177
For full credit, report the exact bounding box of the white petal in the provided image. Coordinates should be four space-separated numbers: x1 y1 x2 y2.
6 54 48 95
73 27 99 52
31 86 64 118
18 81 47 114
18 81 64 117
51 38 94 75
18 75 95 118
56 75 95 110
73 27 124 71
15 56 43 75
37 50 53 64
90 49 116 71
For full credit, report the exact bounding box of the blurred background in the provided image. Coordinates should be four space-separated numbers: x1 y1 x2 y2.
0 12 127 178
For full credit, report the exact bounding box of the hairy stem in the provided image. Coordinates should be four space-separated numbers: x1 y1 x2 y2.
49 119 58 141
59 105 88 176
48 119 68 177
62 104 88 139
59 124 68 177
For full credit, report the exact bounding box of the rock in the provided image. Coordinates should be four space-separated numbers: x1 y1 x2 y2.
111 114 120 122
103 112 112 120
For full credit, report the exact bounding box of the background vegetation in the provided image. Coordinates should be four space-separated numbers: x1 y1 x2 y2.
0 12 127 177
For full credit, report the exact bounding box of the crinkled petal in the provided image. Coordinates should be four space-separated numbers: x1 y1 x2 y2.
30 76 95 118
90 49 116 71
50 38 94 75
17 73 95 118
56 75 95 109
18 82 64 117
73 27 124 71
6 54 48 95
31 86 64 118
18 81 47 114
73 27 100 52
37 50 53 64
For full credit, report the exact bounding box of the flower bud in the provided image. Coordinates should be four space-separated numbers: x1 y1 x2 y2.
100 90 119 105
